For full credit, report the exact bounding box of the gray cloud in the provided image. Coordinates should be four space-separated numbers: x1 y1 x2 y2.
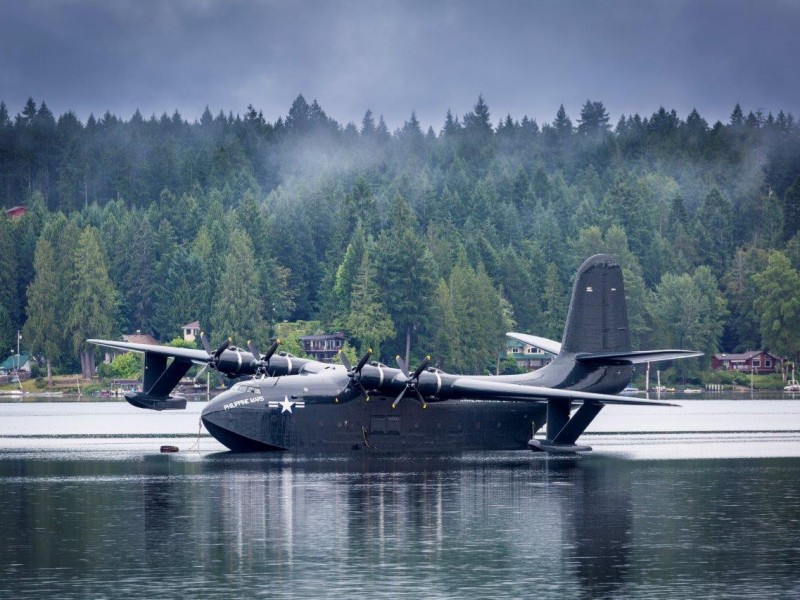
0 0 798 130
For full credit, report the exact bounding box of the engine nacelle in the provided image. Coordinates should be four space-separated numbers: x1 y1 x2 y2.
215 349 260 377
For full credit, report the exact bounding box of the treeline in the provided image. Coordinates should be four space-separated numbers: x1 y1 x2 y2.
2 94 800 379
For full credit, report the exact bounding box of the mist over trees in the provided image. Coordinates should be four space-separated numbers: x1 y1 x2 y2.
3 94 800 376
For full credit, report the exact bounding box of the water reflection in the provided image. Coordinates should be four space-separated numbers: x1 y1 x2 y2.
1 453 799 598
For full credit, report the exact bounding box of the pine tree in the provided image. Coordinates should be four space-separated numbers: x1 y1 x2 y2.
361 109 376 137
730 103 744 127
0 215 18 351
67 226 118 378
782 176 800 242
22 238 60 384
375 196 436 363
210 229 266 346
542 263 567 341
346 252 395 358
577 100 610 136
553 104 573 137
753 251 800 362
696 188 734 277
442 109 460 136
462 95 492 136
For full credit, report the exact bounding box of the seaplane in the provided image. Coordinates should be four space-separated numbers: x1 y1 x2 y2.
88 255 702 453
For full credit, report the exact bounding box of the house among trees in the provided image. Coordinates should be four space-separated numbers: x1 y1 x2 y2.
0 352 31 374
4 205 26 220
100 332 161 367
506 339 555 371
122 332 159 345
711 351 781 375
182 321 200 343
0 353 32 385
300 332 347 362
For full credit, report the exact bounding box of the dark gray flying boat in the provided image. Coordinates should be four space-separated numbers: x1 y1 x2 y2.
88 255 702 453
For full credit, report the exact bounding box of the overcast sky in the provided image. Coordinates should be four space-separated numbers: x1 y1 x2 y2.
1 0 798 130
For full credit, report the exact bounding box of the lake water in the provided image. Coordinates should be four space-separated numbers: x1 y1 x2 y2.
1 398 800 598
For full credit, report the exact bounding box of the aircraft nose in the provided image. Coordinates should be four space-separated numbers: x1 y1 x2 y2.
201 389 238 419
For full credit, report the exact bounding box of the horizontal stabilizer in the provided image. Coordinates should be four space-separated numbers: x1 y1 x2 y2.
506 332 561 355
576 349 704 365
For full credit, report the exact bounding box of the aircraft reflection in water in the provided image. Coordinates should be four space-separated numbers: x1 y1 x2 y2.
89 255 701 454
138 456 633 598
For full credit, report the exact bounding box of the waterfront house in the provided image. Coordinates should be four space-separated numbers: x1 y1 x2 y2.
711 351 780 375
299 332 347 362
0 352 31 374
506 339 555 371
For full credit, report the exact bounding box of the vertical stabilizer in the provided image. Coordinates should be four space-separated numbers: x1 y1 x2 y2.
560 255 630 354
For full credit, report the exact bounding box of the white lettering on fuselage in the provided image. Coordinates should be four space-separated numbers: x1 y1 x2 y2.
223 395 264 410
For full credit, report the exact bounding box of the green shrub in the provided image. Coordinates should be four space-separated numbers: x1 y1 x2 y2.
97 352 143 380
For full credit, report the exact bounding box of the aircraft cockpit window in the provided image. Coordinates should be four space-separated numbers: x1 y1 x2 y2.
300 363 325 375
235 383 260 394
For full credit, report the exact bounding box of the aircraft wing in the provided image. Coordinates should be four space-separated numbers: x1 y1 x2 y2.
506 332 561 355
451 377 678 406
88 339 210 364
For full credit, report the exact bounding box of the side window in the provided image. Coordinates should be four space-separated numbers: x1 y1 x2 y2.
387 416 401 434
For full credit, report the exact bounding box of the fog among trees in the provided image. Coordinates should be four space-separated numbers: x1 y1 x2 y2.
3 94 800 376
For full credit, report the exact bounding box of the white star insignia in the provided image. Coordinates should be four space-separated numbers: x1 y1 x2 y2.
279 396 295 413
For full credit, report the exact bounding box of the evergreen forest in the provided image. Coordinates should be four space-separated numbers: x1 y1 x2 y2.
3 94 800 380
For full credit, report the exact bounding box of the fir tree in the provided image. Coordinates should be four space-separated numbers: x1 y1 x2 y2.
67 226 118 378
346 252 394 358
22 238 60 384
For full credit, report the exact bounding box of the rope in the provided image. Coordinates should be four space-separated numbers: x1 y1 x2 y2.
186 418 202 453
362 425 375 449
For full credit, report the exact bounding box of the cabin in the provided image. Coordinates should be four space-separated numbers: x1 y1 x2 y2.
4 206 27 220
122 333 160 345
0 352 31 374
711 351 780 375
101 333 161 364
506 339 555 371
182 321 200 343
299 332 347 362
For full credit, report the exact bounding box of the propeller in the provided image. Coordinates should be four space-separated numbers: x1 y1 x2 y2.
198 331 233 382
248 338 280 375
393 355 430 409
200 331 230 361
337 349 372 401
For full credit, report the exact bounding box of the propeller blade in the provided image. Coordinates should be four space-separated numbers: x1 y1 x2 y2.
193 363 209 383
412 356 431 380
263 339 280 362
247 340 260 359
413 387 427 408
339 351 353 372
392 388 406 409
355 349 372 373
396 355 410 378
213 338 231 359
200 331 213 355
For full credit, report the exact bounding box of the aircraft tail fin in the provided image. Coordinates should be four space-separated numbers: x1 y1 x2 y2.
560 254 630 355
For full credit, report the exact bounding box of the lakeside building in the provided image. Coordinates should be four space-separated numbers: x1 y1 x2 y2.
505 339 555 371
182 321 200 343
299 332 347 362
711 351 781 375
